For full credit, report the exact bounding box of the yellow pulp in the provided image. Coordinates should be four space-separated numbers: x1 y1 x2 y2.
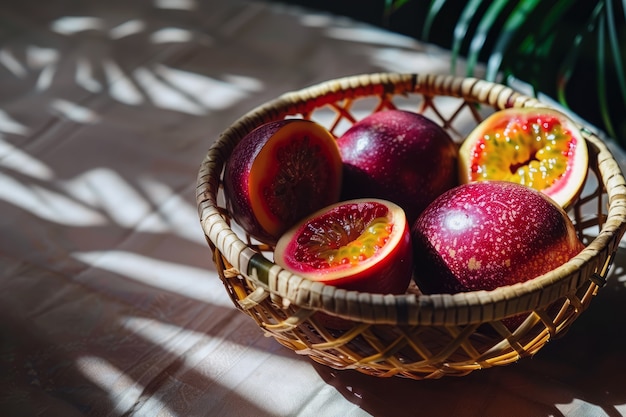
472 121 571 190
318 217 391 267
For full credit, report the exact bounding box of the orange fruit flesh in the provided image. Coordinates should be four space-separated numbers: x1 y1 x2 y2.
469 116 574 189
460 108 588 208
248 122 342 238
283 200 395 275
302 217 391 268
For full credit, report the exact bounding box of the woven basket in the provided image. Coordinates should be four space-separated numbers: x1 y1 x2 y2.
196 73 626 380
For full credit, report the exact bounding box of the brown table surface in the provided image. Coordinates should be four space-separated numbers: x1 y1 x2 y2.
1 0 625 416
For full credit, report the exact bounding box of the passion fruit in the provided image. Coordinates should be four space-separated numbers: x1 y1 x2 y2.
224 119 343 245
274 199 413 295
412 181 584 294
458 107 588 208
337 109 458 223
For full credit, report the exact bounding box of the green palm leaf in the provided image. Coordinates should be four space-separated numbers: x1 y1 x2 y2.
451 0 484 73
383 0 412 24
485 0 541 81
596 13 616 138
422 0 448 41
556 2 604 107
605 0 626 108
466 0 510 77
384 0 626 144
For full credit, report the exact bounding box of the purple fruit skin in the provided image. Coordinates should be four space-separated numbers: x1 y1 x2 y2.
411 181 584 295
337 110 458 223
223 120 286 244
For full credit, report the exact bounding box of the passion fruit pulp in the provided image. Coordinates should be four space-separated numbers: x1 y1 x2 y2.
223 119 343 245
274 199 413 295
459 107 588 208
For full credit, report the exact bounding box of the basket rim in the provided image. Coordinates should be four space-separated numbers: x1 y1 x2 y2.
196 72 626 326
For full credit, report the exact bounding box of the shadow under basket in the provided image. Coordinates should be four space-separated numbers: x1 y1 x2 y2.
196 73 626 380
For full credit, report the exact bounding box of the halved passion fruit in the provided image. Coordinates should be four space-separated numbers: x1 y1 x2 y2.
224 119 343 245
458 107 588 208
274 199 413 295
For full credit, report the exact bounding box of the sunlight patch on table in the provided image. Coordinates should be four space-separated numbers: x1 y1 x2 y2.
555 399 606 417
134 67 206 115
298 13 334 29
154 65 263 111
221 73 263 92
0 48 27 78
323 25 419 49
75 355 173 416
50 16 105 35
26 45 59 69
35 64 56 91
150 27 194 44
109 19 146 40
154 0 197 10
0 173 107 226
0 110 29 135
72 250 229 306
121 317 241 366
27 46 60 92
60 168 203 236
369 47 452 75
122 315 309 417
103 59 144 106
4 11 250 117
61 167 153 228
137 176 207 244
50 99 100 124
76 58 103 93
0 138 52 179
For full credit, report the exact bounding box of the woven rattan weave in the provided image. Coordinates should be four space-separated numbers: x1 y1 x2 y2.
196 73 626 379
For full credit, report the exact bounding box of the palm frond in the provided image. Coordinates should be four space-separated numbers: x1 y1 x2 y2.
451 0 485 74
466 0 510 76
385 0 626 143
485 0 542 81
605 0 626 107
556 2 604 107
596 13 616 139
383 0 412 24
421 0 448 41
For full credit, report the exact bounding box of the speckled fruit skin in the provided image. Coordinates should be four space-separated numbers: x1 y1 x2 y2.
337 109 458 223
411 181 584 295
223 119 342 245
